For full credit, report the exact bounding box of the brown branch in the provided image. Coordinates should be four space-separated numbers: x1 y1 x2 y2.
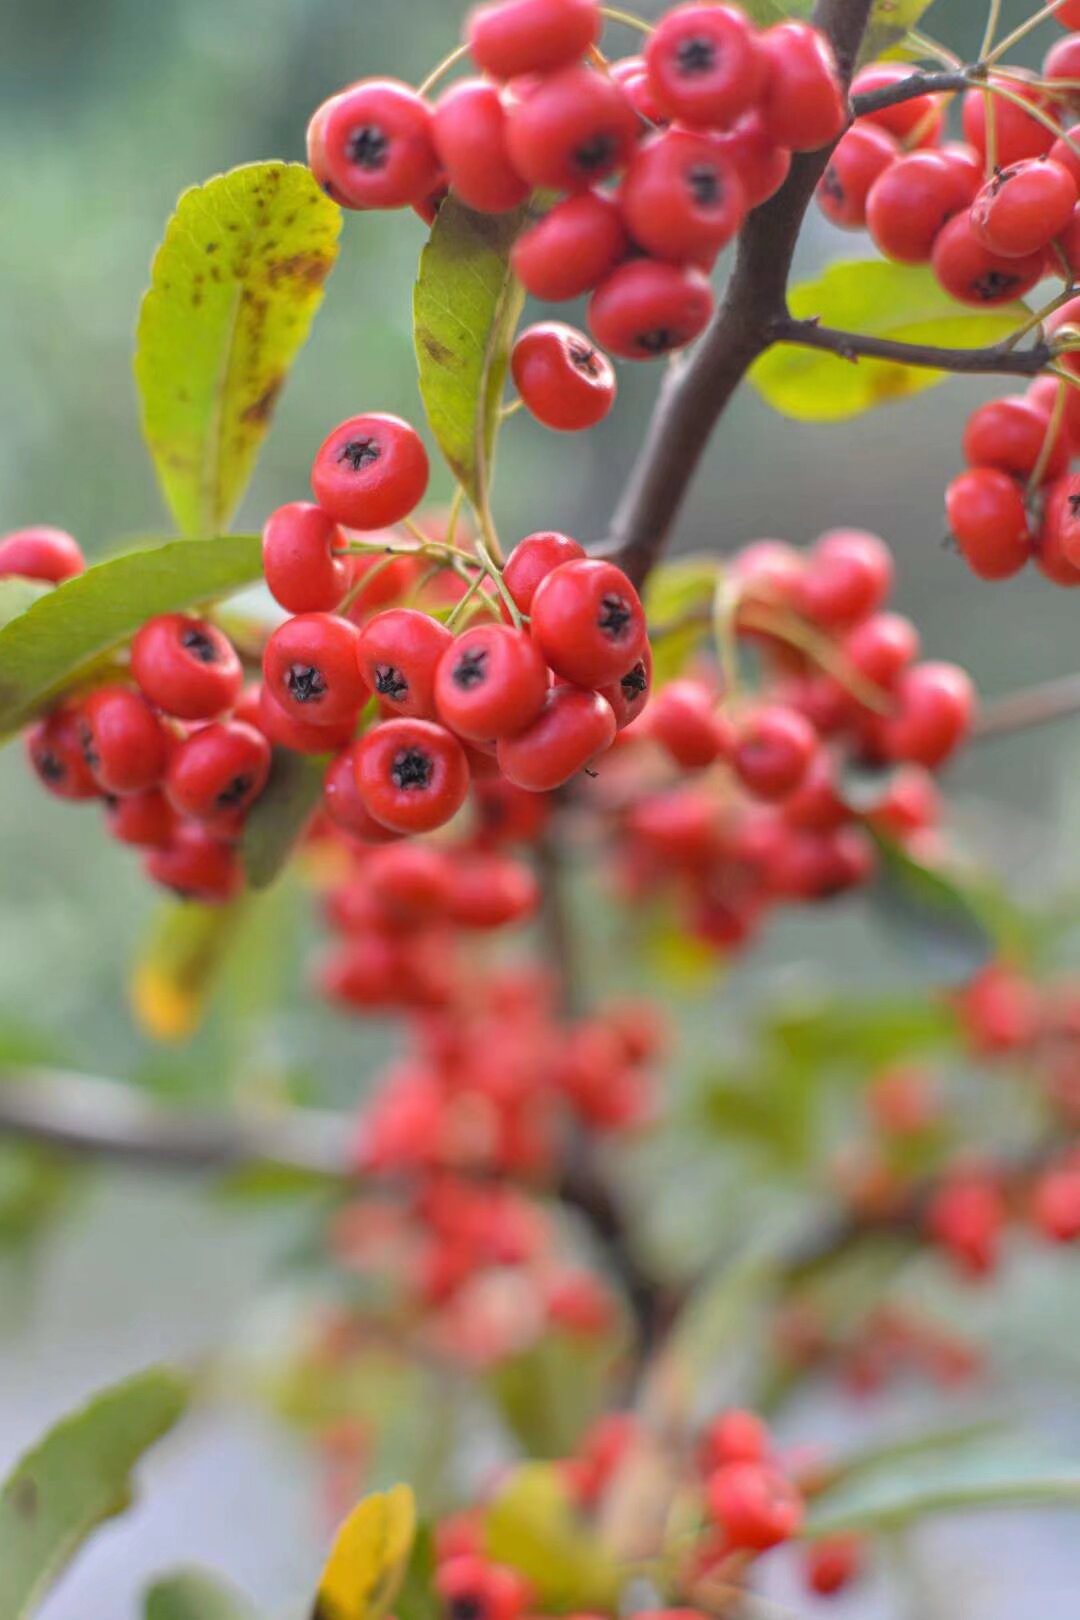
603 0 875 588
850 68 971 118
974 671 1080 740
770 317 1052 377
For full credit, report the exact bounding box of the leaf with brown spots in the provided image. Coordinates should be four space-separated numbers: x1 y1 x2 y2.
0 1367 190 1620
136 162 341 536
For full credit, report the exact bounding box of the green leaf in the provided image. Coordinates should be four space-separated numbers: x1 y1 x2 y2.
0 536 262 741
0 1367 190 1620
145 1569 258 1620
644 558 716 687
242 748 326 890
136 162 340 536
313 1486 416 1620
0 579 50 632
766 992 957 1073
739 0 811 19
394 1524 439 1620
867 836 996 986
483 1464 620 1613
750 261 1029 422
414 197 528 511
807 1450 1080 1538
130 899 248 1044
861 0 936 66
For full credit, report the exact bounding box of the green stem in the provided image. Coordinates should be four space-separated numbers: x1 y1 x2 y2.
475 537 521 628
446 566 490 628
600 4 653 35
979 0 1004 61
1003 287 1078 350
908 29 964 69
983 78 1080 163
417 42 470 98
1028 375 1068 494
984 0 1069 66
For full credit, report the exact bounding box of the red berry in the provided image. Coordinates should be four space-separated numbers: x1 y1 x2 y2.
353 717 470 833
366 842 454 922
434 1555 529 1620
961 80 1055 166
257 685 357 755
709 110 792 208
852 62 944 144
699 1408 771 1473
322 745 402 841
530 558 647 686
804 1534 863 1597
970 158 1077 258
511 191 629 302
945 468 1032 580
497 686 616 790
263 612 366 727
432 79 530 213
881 661 975 769
620 129 746 262
1041 472 1080 570
77 687 169 795
105 788 176 848
843 611 920 691
609 54 666 126
1049 122 1080 187
1055 0 1080 27
707 1462 805 1551
866 151 976 263
307 80 440 210
503 531 586 613
166 720 271 820
817 123 898 229
1045 31 1080 93
311 413 429 531
435 623 549 740
759 22 846 153
598 644 653 730
466 0 600 80
355 607 453 718
732 704 817 801
26 708 101 800
798 529 893 629
962 395 1070 483
262 501 348 613
505 65 639 193
511 322 616 432
644 3 765 130
864 764 941 839
0 526 85 583
131 614 243 720
144 822 242 904
932 211 1045 304
447 852 540 927
588 259 714 359
926 1173 1003 1278
649 679 726 768
1032 1165 1080 1242
1036 495 1080 585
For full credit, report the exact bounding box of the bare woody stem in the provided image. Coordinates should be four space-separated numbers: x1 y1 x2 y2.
769 318 1054 377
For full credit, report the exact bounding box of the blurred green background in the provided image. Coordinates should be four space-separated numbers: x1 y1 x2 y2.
4 0 1080 1615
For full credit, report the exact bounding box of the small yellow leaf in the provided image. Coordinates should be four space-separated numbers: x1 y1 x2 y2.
314 1486 417 1620
129 901 245 1043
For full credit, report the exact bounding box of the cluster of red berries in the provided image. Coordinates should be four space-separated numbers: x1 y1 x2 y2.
307 0 848 379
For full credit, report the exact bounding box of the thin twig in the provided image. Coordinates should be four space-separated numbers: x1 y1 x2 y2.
769 318 1053 378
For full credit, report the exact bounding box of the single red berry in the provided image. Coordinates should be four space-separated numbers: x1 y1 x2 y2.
448 852 540 928
1053 201 1080 279
1032 1165 1080 1242
699 1408 771 1473
1041 472 1080 569
366 842 455 923
881 661 975 769
355 607 453 718
961 80 1055 166
322 745 402 842
588 259 714 359
933 211 1045 304
759 22 846 153
1035 497 1080 585
866 150 976 263
732 704 817 801
466 0 600 80
609 54 666 125
1054 0 1080 27
852 62 944 144
432 79 530 213
649 679 726 768
962 395 1070 483
131 614 243 720
511 191 629 302
1050 122 1080 187
262 501 348 614
353 717 470 833
166 720 271 820
257 684 357 755
817 123 899 229
307 79 441 210
0 526 85 583
263 612 366 727
105 787 176 849
945 468 1032 580
311 413 429 531
503 531 586 613
26 708 101 800
707 1462 805 1551
798 528 894 629
804 1534 863 1597
505 66 639 193
77 687 169 795
620 129 746 262
144 822 242 904
843 611 920 693
709 110 792 208
434 623 549 740
434 1555 530 1620
644 3 765 130
864 764 941 839
511 322 616 432
530 557 647 686
970 158 1077 258
598 643 653 730
497 685 617 790
1045 31 1080 90
926 1173 1003 1278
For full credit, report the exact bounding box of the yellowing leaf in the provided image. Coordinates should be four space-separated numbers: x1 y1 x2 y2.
130 902 246 1043
483 1464 620 1612
750 260 1029 422
314 1486 416 1620
861 0 937 64
136 162 340 536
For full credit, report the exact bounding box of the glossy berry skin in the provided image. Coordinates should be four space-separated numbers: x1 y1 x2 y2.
866 151 975 263
962 80 1055 166
511 191 629 303
505 66 639 193
434 623 549 740
0 526 85 583
1045 32 1080 89
804 1534 863 1597
759 23 846 153
1050 123 1080 188
26 709 101 800
707 1462 805 1551
1055 0 1080 28
817 124 898 229
511 323 616 432
598 642 653 729
970 159 1077 258
311 413 429 531
263 613 366 728
963 395 1069 483
798 529 893 629
166 720 271 820
843 612 919 690
530 558 647 686
710 111 791 208
503 531 586 613
851 63 943 144
355 608 453 718
353 717 470 833
307 79 440 210
262 501 348 613
1041 473 1080 569
432 79 530 213
620 129 746 262
881 662 975 769
644 4 765 130
322 745 402 842
435 1555 529 1620
497 685 616 790
105 788 176 849
946 469 1031 580
144 823 242 904
77 687 169 796
649 679 725 768
732 705 817 801
466 0 600 80
257 685 357 756
588 260 713 360
131 614 243 720
932 212 1045 305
